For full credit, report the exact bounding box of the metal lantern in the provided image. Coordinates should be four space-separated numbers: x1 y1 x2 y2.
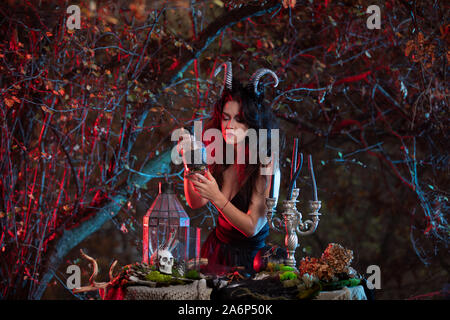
143 181 201 266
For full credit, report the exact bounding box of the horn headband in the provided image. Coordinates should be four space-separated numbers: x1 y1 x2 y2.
213 61 279 97
248 68 279 97
214 61 232 95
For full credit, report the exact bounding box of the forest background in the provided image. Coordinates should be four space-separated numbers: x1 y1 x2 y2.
0 0 448 299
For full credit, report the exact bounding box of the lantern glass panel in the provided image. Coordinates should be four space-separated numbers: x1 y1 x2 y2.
143 182 201 266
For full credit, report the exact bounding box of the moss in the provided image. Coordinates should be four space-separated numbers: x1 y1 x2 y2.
280 265 295 272
267 262 285 272
145 271 172 283
279 271 298 281
185 269 201 280
172 268 181 278
321 278 361 291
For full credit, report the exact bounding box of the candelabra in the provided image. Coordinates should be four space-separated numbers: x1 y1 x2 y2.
266 190 322 269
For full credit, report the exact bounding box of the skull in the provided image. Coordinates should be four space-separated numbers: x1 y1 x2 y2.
157 249 174 274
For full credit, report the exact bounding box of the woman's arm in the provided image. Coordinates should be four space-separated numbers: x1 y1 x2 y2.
215 166 280 237
176 129 209 209
192 162 281 237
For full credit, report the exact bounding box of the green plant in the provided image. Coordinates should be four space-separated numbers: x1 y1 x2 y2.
280 271 298 281
185 269 201 280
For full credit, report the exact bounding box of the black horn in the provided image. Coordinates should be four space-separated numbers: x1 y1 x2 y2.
214 61 233 94
249 68 279 96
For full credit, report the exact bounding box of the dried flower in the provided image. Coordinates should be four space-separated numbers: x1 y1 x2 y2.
298 243 356 282
321 243 353 274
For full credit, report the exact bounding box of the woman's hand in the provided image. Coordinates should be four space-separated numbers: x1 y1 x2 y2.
188 170 224 204
176 128 194 169
176 128 193 156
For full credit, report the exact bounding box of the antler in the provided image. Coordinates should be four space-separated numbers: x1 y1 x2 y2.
72 249 118 294
214 61 232 94
149 228 178 266
163 228 178 251
249 68 279 96
109 260 118 281
186 258 208 269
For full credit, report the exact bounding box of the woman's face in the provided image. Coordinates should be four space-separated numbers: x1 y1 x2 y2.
221 100 249 145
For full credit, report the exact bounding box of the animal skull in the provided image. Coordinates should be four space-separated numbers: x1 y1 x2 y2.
157 249 174 274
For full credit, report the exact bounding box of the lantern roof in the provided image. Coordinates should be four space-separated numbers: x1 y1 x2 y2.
144 181 189 225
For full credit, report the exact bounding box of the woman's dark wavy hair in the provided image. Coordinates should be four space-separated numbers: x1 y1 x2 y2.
203 76 285 208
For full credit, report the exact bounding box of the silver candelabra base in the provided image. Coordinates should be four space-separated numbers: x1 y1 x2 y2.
266 188 322 269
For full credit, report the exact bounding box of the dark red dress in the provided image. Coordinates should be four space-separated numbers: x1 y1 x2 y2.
200 181 270 275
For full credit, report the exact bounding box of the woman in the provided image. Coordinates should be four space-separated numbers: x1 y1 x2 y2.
179 63 284 276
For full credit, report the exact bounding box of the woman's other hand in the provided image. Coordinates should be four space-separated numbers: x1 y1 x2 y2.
176 128 194 165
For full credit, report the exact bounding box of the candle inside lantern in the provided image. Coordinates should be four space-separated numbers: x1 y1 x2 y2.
308 154 318 201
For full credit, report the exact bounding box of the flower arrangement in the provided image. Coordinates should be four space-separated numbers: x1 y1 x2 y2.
298 243 358 282
321 243 354 274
